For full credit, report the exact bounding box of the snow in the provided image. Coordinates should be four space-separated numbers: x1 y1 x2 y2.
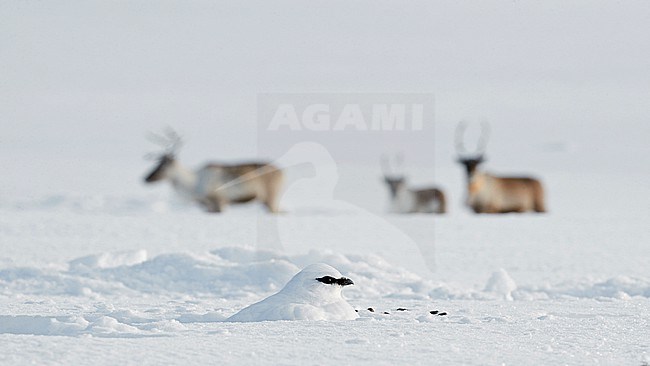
2 0 650 365
483 269 517 301
1 229 649 363
2 189 649 366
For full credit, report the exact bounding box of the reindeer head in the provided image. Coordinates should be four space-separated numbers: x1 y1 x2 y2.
383 176 406 197
381 153 407 197
145 154 176 183
455 120 490 178
144 128 183 184
457 156 485 178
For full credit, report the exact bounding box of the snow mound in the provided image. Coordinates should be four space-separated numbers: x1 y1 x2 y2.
0 314 187 337
484 269 517 301
91 252 300 298
1 247 649 303
69 250 148 270
0 315 90 336
519 275 650 300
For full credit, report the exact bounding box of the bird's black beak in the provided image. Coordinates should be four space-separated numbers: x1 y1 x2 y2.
337 277 354 286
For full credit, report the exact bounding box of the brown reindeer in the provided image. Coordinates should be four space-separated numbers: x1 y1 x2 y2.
144 129 284 213
455 121 545 213
381 154 446 214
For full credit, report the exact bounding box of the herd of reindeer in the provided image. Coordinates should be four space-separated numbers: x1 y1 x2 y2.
143 122 546 215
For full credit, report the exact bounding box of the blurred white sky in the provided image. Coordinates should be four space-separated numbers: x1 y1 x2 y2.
1 1 649 178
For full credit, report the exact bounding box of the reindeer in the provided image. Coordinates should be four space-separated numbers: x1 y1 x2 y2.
455 121 546 213
144 129 284 213
381 154 446 214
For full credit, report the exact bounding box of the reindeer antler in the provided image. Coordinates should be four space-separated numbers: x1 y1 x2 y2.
380 152 405 177
455 120 469 155
146 127 184 157
476 120 490 154
455 120 490 156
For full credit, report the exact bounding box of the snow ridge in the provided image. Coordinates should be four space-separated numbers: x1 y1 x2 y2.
2 247 648 302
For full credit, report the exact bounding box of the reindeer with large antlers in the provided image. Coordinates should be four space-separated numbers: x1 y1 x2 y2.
144 129 284 213
381 154 446 214
455 121 546 213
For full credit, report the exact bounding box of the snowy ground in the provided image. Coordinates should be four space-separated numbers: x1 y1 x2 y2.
2 1 650 365
1 184 649 365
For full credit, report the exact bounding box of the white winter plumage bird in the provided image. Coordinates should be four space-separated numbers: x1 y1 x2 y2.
226 263 358 322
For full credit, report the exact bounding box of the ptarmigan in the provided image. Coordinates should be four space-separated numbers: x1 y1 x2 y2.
226 263 358 322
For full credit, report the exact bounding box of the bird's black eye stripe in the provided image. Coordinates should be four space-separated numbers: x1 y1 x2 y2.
316 276 337 284
316 276 354 286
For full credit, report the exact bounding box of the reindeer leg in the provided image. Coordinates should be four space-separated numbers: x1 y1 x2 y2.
472 204 484 214
263 200 278 213
437 193 446 214
486 205 501 214
263 169 284 214
201 197 224 213
264 193 283 213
